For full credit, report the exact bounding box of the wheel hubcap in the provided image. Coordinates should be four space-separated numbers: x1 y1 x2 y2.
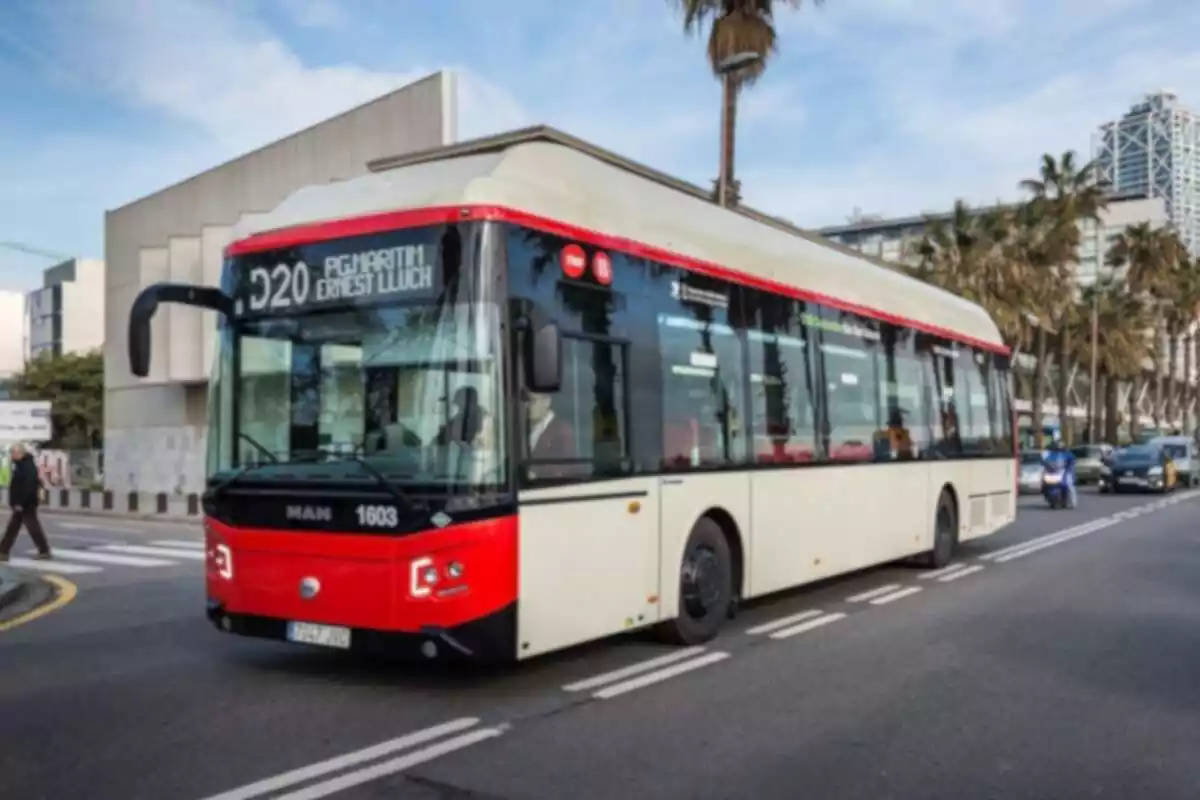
681 546 722 619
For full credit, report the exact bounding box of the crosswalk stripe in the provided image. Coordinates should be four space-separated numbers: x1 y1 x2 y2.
5 557 103 574
50 548 178 568
98 545 206 561
149 540 205 550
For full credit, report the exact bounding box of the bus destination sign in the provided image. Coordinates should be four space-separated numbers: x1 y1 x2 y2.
236 243 440 316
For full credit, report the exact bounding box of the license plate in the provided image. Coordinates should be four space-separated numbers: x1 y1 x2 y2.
287 621 352 649
1119 477 1141 485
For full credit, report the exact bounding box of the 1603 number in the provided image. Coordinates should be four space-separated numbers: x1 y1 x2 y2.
355 504 399 527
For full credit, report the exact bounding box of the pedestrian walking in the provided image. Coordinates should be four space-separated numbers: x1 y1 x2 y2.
0 443 52 561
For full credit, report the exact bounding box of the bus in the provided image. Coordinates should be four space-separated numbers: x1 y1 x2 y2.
127 126 1017 663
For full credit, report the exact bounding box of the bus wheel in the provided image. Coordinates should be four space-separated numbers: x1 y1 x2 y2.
920 493 957 569
656 517 733 646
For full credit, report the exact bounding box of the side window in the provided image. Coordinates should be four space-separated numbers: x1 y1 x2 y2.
877 325 931 461
522 336 629 485
744 292 819 463
658 272 748 470
990 356 1014 453
817 306 882 462
950 352 988 455
921 337 967 456
963 349 995 454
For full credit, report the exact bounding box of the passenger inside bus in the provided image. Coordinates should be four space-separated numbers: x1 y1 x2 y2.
435 386 485 447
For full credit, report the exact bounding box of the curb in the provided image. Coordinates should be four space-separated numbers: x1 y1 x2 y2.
0 565 32 619
37 507 204 526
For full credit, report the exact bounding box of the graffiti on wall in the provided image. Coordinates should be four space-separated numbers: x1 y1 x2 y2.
0 449 74 488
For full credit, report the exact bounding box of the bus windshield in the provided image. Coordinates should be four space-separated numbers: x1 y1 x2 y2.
206 222 507 492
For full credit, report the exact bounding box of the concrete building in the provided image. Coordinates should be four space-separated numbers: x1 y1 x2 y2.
25 258 105 360
0 290 25 380
1095 90 1200 255
104 70 460 494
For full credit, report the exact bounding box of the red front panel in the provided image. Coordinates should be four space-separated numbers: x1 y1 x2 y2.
205 515 518 632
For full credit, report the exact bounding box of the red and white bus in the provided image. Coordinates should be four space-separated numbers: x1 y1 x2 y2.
127 127 1017 662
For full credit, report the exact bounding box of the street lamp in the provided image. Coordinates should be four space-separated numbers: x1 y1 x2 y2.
716 50 763 208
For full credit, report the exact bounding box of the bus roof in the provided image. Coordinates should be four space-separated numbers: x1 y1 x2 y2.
229 125 1006 352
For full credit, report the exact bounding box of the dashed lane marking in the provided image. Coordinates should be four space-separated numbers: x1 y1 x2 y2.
846 584 903 603
869 586 923 605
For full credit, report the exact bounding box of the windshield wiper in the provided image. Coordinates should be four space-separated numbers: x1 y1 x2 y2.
238 432 278 463
204 450 322 503
330 453 417 512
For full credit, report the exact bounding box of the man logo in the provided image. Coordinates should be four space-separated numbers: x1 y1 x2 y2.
286 505 333 522
299 577 321 600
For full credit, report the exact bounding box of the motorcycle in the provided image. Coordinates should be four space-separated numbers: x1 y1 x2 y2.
1041 462 1074 509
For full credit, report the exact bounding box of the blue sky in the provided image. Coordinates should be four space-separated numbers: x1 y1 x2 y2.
1 0 1198 291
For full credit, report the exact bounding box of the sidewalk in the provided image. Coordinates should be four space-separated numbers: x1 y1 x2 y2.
0 487 203 523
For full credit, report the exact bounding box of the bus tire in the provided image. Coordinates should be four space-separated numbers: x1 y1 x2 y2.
655 517 733 646
920 492 957 569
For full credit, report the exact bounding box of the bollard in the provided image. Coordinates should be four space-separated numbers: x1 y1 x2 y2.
81 489 91 509
128 492 138 513
156 493 168 514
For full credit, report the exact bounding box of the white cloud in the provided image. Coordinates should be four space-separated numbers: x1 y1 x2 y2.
278 0 347 29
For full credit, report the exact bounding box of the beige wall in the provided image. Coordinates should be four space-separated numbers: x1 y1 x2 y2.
104 70 458 493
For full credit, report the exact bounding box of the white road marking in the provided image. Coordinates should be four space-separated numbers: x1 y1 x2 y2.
97 544 206 561
4 557 102 575
197 717 482 800
272 727 505 800
592 651 731 699
846 584 902 603
919 563 970 580
745 609 823 636
149 539 205 550
869 586 923 605
995 522 1119 563
981 521 1106 561
562 646 707 692
46 548 178 568
769 612 847 640
57 521 142 533
937 564 984 582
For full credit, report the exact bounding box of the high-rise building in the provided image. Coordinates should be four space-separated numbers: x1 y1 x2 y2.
24 258 105 360
1094 90 1200 254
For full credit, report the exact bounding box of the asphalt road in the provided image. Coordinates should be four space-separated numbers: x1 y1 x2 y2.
1 489 1199 800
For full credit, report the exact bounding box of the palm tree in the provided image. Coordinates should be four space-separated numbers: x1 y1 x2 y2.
1166 253 1200 433
674 0 822 204
1018 151 1108 446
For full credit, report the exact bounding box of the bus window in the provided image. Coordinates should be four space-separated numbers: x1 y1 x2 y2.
744 293 818 464
656 280 748 469
522 336 628 485
878 325 930 460
815 307 882 462
990 355 1014 452
963 349 995 454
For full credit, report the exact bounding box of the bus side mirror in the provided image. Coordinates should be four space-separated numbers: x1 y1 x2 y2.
527 320 562 393
129 282 235 378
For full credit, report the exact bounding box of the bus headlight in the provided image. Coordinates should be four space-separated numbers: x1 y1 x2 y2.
447 561 464 579
410 556 438 598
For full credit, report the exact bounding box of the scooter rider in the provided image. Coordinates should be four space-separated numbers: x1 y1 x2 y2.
1043 436 1078 508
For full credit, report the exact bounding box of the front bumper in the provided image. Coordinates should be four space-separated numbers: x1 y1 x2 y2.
205 598 517 663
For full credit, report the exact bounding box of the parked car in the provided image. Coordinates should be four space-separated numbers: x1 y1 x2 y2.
1148 436 1198 488
1070 444 1113 485
1099 442 1179 493
1019 450 1045 494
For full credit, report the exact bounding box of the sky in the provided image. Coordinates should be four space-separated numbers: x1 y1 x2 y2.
1 0 1199 291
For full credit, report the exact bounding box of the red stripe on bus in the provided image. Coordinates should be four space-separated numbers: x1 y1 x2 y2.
225 204 1010 355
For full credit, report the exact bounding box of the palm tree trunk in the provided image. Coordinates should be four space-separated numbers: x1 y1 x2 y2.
1183 332 1194 436
1153 325 1166 428
1166 328 1179 430
1104 371 1120 443
1129 373 1141 442
718 74 737 206
1056 329 1071 445
1031 328 1049 447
